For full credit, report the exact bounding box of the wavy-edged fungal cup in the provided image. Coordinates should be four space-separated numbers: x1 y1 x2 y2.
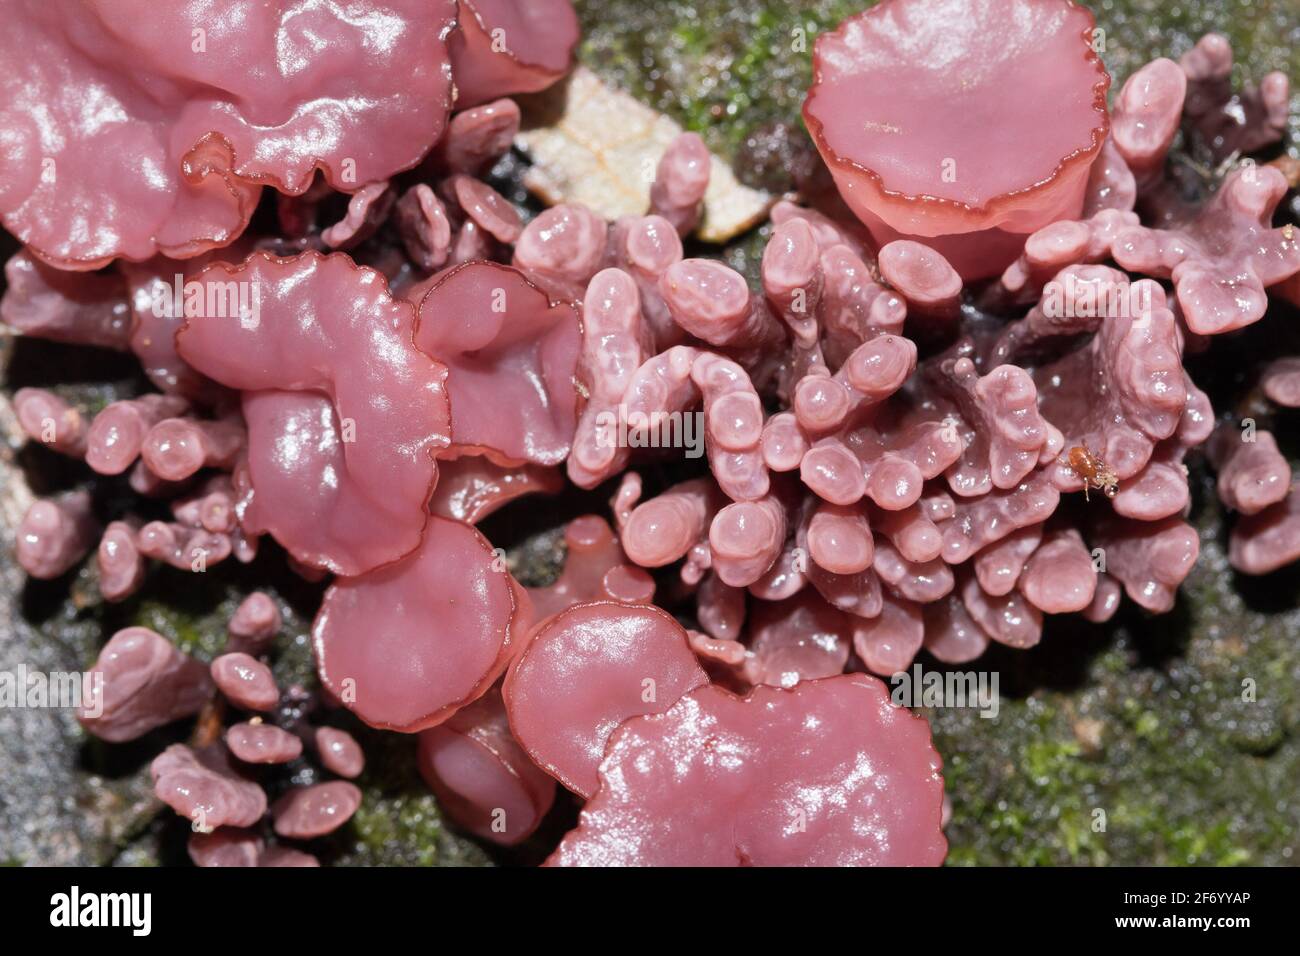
803 0 1110 279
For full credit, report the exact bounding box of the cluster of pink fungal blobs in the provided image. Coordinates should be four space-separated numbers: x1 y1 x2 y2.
4 0 1299 867
78 598 365 867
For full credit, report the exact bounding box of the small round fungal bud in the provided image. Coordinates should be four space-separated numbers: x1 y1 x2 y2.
272 782 362 839
315 727 365 779
211 653 279 712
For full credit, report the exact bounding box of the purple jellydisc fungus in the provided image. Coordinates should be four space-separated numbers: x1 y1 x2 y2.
5 0 1300 870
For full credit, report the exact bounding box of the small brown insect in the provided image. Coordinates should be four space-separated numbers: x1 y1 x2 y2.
1064 444 1118 501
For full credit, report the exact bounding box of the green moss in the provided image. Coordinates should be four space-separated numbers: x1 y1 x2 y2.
330 730 492 867
575 0 861 157
574 0 1300 169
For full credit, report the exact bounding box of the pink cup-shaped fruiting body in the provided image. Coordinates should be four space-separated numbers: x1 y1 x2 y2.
503 602 708 798
0 0 457 269
448 0 580 109
414 261 581 466
547 675 947 867
416 689 556 845
803 0 1110 279
313 516 528 733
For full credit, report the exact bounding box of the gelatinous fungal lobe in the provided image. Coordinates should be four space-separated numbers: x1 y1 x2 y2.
1112 166 1300 335
176 252 451 576
851 588 925 676
738 591 852 689
313 517 526 733
187 829 263 868
272 782 362 839
526 515 654 622
78 627 212 743
876 240 962 323
1207 424 1293 516
447 0 580 108
226 722 303 765
1109 58 1187 188
762 217 825 360
226 592 281 657
922 591 991 664
211 653 280 712
935 470 1061 565
710 493 789 588
1081 137 1137 217
415 261 580 466
548 675 946 867
691 351 770 501
0 0 457 267
1089 513 1199 613
0 250 132 348
434 98 522 176
1109 378 1212 522
417 688 556 845
997 208 1139 302
258 846 321 868
315 727 366 779
136 519 232 571
924 352 1051 497
957 566 1043 649
1020 278 1187 493
696 571 748 643
815 243 907 371
650 132 711 237
869 528 953 606
13 388 89 458
615 215 687 351
567 268 649 488
619 478 724 569
512 203 608 302
151 744 267 830
321 181 395 250
454 176 525 247
802 0 1110 279
1262 358 1300 409
792 498 882 620
1179 33 1290 162
85 395 191 477
429 455 563 524
504 602 708 798
1229 482 1300 575
97 521 146 603
746 521 808 603
659 258 786 359
618 345 770 502
395 185 455 274
171 476 240 535
16 490 99 580
141 416 245 482
795 336 959 512
1017 527 1097 614
121 245 258 400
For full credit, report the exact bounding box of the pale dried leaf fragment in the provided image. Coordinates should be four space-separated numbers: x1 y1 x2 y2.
515 67 773 242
